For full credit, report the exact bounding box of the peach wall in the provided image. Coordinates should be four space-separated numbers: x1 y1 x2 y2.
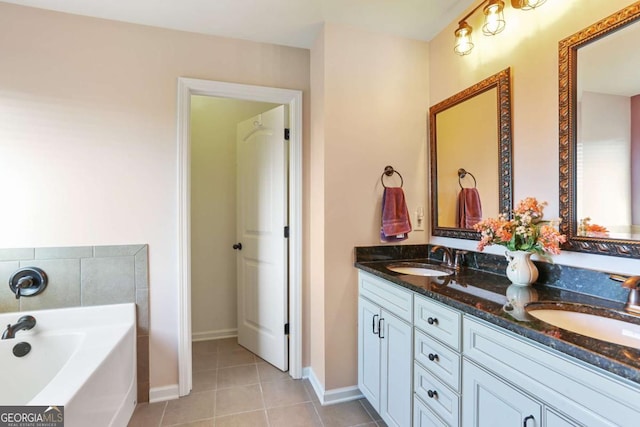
428 0 640 274
311 23 429 390
0 3 310 390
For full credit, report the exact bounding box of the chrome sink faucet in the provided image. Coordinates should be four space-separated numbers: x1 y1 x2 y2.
610 275 640 314
431 245 453 267
1 315 36 340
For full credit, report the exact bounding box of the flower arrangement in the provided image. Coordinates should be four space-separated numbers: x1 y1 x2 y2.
473 197 567 258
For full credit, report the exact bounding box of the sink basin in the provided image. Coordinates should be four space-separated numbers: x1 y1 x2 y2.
525 302 640 349
386 263 453 277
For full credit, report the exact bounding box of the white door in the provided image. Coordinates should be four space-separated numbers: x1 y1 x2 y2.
236 105 288 371
358 296 382 410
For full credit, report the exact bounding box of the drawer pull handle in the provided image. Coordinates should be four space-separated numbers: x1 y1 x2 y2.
427 390 438 399
372 314 379 335
378 318 385 339
523 415 534 427
427 317 438 325
428 353 439 362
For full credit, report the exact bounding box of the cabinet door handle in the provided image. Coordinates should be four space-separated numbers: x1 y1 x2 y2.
427 390 438 399
427 317 438 325
428 353 439 362
378 318 385 339
372 314 379 335
523 415 534 427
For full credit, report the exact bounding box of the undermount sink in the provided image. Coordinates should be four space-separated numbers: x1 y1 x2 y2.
525 302 640 349
385 263 453 277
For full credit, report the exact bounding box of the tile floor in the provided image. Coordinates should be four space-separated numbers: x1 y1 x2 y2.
128 338 387 427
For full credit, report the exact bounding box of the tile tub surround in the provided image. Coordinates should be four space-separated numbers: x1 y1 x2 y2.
354 245 640 385
0 244 150 402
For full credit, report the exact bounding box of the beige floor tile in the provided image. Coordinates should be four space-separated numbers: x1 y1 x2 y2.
215 410 269 427
215 384 264 417
302 379 320 405
217 337 244 353
217 348 256 368
359 398 382 421
193 352 218 372
127 401 166 427
257 362 290 383
315 400 374 427
192 369 217 393
192 340 219 355
170 420 215 427
267 402 322 427
261 379 310 408
217 364 259 389
161 391 215 426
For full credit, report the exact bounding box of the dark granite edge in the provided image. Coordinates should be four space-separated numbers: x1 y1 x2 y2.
355 261 640 386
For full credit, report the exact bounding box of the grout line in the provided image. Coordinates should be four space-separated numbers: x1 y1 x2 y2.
157 401 168 427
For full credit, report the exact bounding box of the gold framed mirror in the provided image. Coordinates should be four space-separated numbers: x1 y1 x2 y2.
430 67 513 239
559 2 640 258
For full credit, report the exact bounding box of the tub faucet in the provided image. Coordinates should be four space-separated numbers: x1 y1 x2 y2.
610 275 640 314
431 245 454 269
1 315 36 340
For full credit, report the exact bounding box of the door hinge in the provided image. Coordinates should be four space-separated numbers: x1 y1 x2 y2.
284 226 289 238
284 128 290 140
284 323 290 335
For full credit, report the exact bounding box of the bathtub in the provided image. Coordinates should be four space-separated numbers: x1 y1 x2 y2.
0 303 137 427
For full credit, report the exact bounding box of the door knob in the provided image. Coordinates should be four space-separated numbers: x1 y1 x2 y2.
232 243 243 250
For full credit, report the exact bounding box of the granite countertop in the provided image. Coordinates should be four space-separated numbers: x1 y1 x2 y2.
355 258 640 385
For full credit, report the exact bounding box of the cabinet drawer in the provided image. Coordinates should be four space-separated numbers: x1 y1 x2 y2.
414 363 459 427
464 316 640 427
415 329 461 392
359 272 413 322
414 395 449 427
414 294 461 351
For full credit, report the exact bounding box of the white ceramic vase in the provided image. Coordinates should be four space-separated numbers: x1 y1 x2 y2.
504 250 538 286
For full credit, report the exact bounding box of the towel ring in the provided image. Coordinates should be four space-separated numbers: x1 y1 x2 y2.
381 165 403 188
458 168 477 189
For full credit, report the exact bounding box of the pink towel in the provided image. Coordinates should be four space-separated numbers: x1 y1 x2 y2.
456 188 482 229
380 187 412 242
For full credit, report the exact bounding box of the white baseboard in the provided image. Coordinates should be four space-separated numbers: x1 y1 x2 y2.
192 328 237 342
149 384 180 403
303 367 363 406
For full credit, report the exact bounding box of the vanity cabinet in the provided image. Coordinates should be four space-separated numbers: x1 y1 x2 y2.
463 316 640 427
358 272 413 427
357 270 640 427
414 294 462 427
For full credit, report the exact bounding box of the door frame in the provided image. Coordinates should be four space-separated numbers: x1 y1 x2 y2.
176 77 303 396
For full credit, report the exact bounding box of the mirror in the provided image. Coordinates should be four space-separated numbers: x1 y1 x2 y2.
559 3 640 258
430 68 513 239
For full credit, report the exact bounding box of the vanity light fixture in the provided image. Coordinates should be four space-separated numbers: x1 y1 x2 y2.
454 21 474 56
482 0 506 35
454 0 545 56
511 0 546 10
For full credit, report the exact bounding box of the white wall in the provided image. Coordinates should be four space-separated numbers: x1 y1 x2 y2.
0 2 310 390
190 96 279 340
428 0 640 274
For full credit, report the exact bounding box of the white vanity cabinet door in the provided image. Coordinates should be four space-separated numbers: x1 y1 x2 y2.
544 408 580 427
358 272 413 427
358 296 382 410
380 310 413 427
462 360 541 427
414 396 449 427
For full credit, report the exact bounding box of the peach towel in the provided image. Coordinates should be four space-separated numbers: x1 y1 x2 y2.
381 187 412 242
456 188 482 229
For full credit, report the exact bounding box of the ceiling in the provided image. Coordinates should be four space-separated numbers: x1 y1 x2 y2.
1 0 476 49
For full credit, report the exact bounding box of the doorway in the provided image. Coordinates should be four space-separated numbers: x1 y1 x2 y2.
177 78 303 396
